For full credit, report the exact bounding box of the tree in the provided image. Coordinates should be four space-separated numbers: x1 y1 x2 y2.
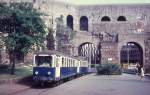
0 32 4 64
46 28 55 50
0 3 47 74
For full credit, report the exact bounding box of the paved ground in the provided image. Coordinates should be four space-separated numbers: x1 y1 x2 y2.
0 74 150 95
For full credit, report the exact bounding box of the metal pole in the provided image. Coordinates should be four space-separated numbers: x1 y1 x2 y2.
94 47 97 66
127 43 130 69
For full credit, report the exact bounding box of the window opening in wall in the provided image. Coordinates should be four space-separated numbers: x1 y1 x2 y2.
117 16 126 21
80 16 88 31
67 15 73 30
101 16 111 21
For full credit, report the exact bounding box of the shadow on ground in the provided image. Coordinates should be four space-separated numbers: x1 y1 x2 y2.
16 75 82 89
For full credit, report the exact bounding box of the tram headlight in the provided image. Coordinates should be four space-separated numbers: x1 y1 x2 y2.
35 71 38 75
47 71 51 75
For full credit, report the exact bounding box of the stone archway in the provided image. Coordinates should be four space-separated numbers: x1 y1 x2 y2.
78 42 100 68
120 42 143 69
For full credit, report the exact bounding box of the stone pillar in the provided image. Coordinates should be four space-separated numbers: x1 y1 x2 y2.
0 49 2 64
144 34 150 73
101 42 119 64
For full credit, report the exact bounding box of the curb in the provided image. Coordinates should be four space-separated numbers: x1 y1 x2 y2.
0 75 32 84
145 74 150 79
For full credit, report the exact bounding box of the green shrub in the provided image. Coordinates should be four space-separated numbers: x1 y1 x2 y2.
96 63 122 75
0 64 9 69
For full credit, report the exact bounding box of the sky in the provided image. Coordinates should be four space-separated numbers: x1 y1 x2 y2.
56 0 150 5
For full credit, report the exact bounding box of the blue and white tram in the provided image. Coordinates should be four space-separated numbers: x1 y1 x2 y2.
33 51 89 83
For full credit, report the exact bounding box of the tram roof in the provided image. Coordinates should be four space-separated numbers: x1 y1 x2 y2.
35 50 67 56
35 50 87 61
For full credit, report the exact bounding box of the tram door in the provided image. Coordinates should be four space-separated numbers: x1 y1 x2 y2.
55 56 61 78
77 60 80 73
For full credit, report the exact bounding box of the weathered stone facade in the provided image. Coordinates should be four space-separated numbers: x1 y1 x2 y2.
0 0 150 72
144 32 150 72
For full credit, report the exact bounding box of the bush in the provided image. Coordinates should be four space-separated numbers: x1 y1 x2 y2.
0 64 9 69
96 63 122 75
122 68 137 74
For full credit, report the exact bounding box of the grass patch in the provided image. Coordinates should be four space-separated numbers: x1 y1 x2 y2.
0 65 33 80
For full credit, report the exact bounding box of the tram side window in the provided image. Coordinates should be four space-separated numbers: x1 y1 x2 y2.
69 59 70 67
79 61 81 67
67 59 69 67
81 62 82 67
70 59 72 67
74 60 75 67
62 57 64 67
80 61 81 67
72 60 73 67
56 57 59 67
71 59 72 67
78 61 80 67
83 62 85 67
73 60 75 67
35 56 52 67
54 57 56 67
68 59 70 67
65 58 67 67
70 59 71 67
64 58 65 67
66 59 67 67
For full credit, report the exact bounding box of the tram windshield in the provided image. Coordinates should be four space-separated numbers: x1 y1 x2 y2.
35 56 52 67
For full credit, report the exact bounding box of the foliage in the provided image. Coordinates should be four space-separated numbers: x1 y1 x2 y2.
46 28 55 50
97 63 122 75
70 30 76 40
122 68 137 74
0 34 4 49
0 3 46 56
0 65 32 80
0 3 47 74
0 64 9 69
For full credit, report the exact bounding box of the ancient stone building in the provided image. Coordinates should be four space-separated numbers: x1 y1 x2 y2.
0 0 150 72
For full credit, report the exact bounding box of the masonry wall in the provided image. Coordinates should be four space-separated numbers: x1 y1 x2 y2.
144 32 150 72
0 0 150 72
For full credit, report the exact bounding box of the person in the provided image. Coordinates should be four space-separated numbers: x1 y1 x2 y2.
140 67 145 80
136 64 141 75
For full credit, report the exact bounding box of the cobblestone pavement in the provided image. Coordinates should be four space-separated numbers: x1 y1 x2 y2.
0 74 150 95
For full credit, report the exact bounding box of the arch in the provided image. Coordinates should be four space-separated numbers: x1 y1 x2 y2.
67 15 73 30
120 42 143 68
80 16 88 31
78 42 99 68
101 16 111 21
117 16 127 21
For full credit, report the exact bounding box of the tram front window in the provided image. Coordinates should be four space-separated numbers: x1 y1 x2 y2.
35 56 52 67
